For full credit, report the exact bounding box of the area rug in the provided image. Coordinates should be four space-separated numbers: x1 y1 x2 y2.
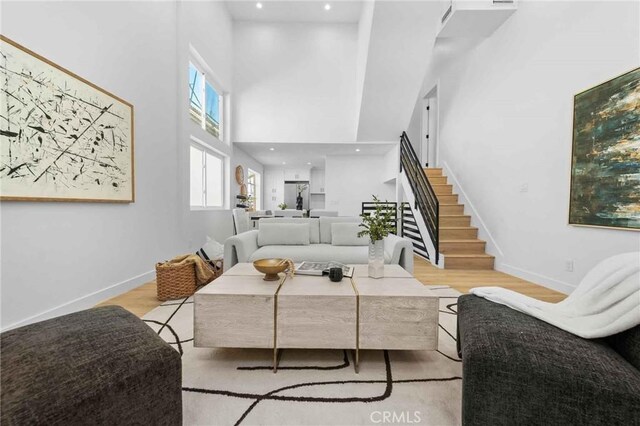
143 286 462 425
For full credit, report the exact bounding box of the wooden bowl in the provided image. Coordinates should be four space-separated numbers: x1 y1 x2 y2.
253 258 288 281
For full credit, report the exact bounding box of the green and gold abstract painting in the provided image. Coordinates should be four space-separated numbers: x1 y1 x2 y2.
569 67 640 230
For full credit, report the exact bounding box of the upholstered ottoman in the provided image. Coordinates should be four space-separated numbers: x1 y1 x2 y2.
1 306 182 425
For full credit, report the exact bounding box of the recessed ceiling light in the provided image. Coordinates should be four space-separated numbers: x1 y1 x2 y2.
307 162 312 165
256 2 263 9
282 161 286 165
324 3 331 11
269 147 275 151
355 148 361 152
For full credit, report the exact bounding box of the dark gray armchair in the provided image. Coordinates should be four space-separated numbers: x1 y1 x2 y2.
457 294 640 425
1 306 182 425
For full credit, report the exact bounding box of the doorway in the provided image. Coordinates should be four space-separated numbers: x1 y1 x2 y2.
421 84 439 168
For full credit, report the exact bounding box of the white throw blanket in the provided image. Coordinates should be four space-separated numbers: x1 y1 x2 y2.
470 252 640 339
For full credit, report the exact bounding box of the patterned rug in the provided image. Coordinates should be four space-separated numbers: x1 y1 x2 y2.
143 286 462 425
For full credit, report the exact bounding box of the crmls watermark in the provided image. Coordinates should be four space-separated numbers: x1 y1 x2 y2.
369 411 422 424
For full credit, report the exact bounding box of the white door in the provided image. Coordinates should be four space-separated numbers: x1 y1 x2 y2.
421 85 439 168
421 99 430 167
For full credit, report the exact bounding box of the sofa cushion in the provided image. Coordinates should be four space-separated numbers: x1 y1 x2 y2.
331 223 368 246
258 223 310 246
259 218 320 244
249 244 391 264
319 217 362 244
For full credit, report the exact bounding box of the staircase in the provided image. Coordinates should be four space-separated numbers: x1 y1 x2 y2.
400 203 430 260
424 168 495 270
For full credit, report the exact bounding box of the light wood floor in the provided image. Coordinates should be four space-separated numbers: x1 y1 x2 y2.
97 256 566 317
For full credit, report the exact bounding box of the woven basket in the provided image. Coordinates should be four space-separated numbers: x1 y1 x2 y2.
156 260 197 301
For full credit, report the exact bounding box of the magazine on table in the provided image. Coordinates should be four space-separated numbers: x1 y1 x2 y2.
296 261 354 278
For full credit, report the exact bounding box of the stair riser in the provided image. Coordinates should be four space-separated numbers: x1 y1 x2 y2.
440 228 478 239
424 169 443 177
432 185 453 195
439 241 486 254
437 194 459 204
440 216 471 227
440 205 464 215
445 257 495 270
428 176 447 185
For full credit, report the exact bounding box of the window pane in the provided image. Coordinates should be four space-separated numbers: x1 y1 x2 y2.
189 63 204 123
205 153 223 207
205 82 220 139
190 146 204 206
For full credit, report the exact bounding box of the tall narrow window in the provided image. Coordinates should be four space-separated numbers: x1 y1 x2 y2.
189 63 204 124
189 61 224 140
190 144 225 208
205 82 221 139
247 169 261 211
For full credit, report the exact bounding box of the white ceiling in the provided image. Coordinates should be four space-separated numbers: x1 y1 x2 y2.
225 0 364 23
235 142 396 168
356 1 441 141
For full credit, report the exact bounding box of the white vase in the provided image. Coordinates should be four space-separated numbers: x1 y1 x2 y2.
368 239 384 279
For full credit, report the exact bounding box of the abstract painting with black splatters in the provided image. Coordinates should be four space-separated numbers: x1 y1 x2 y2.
570 68 640 230
0 38 133 202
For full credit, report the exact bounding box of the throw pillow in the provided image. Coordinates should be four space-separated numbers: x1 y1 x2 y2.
196 236 224 269
331 223 368 246
258 223 311 246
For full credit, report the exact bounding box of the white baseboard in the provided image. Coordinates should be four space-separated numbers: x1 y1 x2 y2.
1 270 155 332
441 161 504 259
496 262 575 295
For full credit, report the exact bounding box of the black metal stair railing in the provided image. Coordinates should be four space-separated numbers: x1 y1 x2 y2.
361 201 398 235
399 131 439 265
400 202 429 260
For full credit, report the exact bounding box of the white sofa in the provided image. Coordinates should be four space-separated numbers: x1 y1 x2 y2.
223 217 414 273
309 209 338 217
274 209 304 218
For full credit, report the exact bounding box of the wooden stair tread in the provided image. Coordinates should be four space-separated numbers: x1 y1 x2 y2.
440 239 484 243
445 253 494 259
440 215 470 218
440 226 478 230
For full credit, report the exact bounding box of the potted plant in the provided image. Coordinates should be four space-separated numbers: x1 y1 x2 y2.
278 202 288 210
358 196 397 278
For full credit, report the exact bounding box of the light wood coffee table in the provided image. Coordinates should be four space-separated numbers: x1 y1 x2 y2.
194 264 439 372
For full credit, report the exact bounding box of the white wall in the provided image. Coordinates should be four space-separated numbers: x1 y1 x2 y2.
421 0 640 292
233 21 358 143
0 1 181 329
177 1 237 252
406 97 422 160
0 1 242 329
355 1 375 126
232 147 264 208
325 155 396 216
356 1 439 141
309 168 326 210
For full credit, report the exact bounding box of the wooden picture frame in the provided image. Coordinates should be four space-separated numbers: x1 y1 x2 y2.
0 35 135 203
569 67 640 231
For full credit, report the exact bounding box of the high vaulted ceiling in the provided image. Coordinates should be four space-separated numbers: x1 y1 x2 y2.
225 0 364 23
228 0 441 146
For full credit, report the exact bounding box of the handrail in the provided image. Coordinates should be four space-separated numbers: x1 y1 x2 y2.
399 131 439 265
